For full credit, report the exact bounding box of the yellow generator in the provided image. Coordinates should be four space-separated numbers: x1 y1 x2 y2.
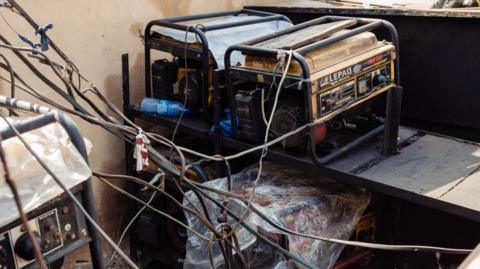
225 16 402 164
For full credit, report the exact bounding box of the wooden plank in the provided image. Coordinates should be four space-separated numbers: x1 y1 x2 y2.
255 19 357 50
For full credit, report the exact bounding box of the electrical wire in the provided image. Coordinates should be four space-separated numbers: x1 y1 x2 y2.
228 49 293 237
106 171 163 266
170 25 192 143
261 61 282 125
0 53 19 116
94 174 209 241
0 6 235 266
0 8 20 36
92 171 246 260
2 52 472 255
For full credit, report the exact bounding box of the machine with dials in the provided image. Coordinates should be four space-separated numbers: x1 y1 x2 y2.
0 193 90 269
0 111 103 269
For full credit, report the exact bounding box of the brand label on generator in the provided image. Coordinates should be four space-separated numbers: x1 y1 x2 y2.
319 67 353 87
319 51 391 88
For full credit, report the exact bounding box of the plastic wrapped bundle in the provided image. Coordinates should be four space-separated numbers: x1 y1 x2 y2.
183 162 371 269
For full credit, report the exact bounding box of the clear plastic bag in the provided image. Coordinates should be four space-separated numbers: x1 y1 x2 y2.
0 120 92 227
183 162 371 269
154 16 292 69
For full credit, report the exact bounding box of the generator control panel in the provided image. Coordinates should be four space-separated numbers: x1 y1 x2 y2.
317 63 392 117
0 194 90 269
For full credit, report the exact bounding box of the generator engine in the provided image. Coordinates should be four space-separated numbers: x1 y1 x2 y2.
151 58 206 111
177 66 203 109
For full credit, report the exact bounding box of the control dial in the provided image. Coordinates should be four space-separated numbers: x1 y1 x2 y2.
372 74 387 87
14 233 45 261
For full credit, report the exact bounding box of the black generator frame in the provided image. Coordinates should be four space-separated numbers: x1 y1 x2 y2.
224 16 403 165
0 112 104 269
144 9 292 120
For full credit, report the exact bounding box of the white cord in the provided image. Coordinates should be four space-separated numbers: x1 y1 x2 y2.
230 49 293 233
171 25 192 142
106 172 163 266
261 87 268 125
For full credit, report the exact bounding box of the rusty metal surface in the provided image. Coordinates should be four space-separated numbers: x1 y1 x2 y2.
247 0 480 18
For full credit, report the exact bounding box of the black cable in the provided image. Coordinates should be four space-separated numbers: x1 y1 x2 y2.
0 35 87 114
0 53 15 98
0 53 19 116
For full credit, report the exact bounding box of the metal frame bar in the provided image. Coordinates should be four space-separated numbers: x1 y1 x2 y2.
144 9 292 120
0 113 104 269
224 16 402 165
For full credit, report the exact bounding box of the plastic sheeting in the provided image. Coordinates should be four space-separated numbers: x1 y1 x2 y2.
183 162 371 269
0 120 92 227
154 16 292 69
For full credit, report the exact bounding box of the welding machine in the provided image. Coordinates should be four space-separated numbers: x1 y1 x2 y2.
225 16 402 163
0 112 103 269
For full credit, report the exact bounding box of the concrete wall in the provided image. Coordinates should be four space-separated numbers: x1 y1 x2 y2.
0 0 274 267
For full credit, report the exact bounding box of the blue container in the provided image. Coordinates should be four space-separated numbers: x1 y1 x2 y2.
140 98 191 117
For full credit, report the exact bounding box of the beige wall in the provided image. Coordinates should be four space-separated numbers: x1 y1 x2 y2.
0 0 274 267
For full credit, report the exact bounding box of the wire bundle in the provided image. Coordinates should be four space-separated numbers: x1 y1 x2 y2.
0 1 473 269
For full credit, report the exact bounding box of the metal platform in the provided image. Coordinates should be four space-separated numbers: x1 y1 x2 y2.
359 133 480 215
129 104 480 223
204 124 480 222
326 127 480 222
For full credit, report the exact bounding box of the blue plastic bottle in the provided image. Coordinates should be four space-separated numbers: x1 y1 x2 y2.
141 98 191 117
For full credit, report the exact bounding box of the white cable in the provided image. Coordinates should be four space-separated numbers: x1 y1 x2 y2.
230 49 293 233
106 172 163 266
261 87 268 125
171 25 192 142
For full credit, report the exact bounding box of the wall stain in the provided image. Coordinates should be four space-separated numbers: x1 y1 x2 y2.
149 0 192 17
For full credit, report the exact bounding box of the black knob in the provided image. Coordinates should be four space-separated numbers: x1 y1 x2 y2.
372 74 387 87
14 233 45 261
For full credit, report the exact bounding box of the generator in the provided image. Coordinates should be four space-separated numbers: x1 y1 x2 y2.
225 16 402 163
143 9 292 120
